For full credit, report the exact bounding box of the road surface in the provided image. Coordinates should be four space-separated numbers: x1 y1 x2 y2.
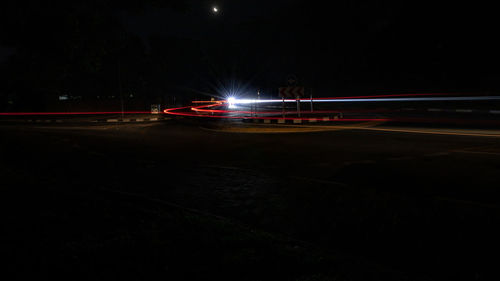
2 121 500 280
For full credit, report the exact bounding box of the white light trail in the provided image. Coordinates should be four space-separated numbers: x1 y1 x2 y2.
229 96 500 104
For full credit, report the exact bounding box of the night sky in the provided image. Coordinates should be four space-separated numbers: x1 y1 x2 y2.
124 0 297 40
1 1 500 110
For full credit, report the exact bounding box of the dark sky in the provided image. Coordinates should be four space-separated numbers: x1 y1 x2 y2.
2 0 500 102
121 0 308 97
0 46 15 62
124 0 299 41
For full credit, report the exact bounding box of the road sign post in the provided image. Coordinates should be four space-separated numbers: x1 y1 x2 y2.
296 98 301 117
310 89 313 112
282 97 285 118
279 86 305 118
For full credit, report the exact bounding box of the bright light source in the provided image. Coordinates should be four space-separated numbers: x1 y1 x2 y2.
227 97 237 108
213 7 218 13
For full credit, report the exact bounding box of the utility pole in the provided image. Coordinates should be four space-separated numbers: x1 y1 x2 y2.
256 90 260 117
118 60 124 120
117 14 126 120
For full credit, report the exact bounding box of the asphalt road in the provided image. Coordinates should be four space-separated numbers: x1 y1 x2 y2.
2 120 500 280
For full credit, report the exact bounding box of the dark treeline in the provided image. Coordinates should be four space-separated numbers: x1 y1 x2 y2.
0 0 194 111
1 1 499 111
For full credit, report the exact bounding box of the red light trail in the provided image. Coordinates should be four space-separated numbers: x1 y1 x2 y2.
0 111 152 116
3 93 500 125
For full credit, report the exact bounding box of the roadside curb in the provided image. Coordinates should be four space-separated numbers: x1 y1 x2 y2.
402 108 500 114
242 116 341 125
94 117 168 123
7 116 170 124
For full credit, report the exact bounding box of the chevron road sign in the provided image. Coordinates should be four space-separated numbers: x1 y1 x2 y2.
279 87 305 98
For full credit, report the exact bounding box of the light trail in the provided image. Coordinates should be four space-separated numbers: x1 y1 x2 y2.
230 96 500 104
4 93 499 125
166 106 500 125
168 112 390 122
178 93 463 116
232 93 457 103
0 93 465 116
164 93 500 125
192 101 223 104
190 107 395 115
164 103 388 121
0 111 152 116
355 126 500 138
190 103 225 112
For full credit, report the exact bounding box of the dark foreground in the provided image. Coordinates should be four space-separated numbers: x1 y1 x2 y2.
2 121 500 280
